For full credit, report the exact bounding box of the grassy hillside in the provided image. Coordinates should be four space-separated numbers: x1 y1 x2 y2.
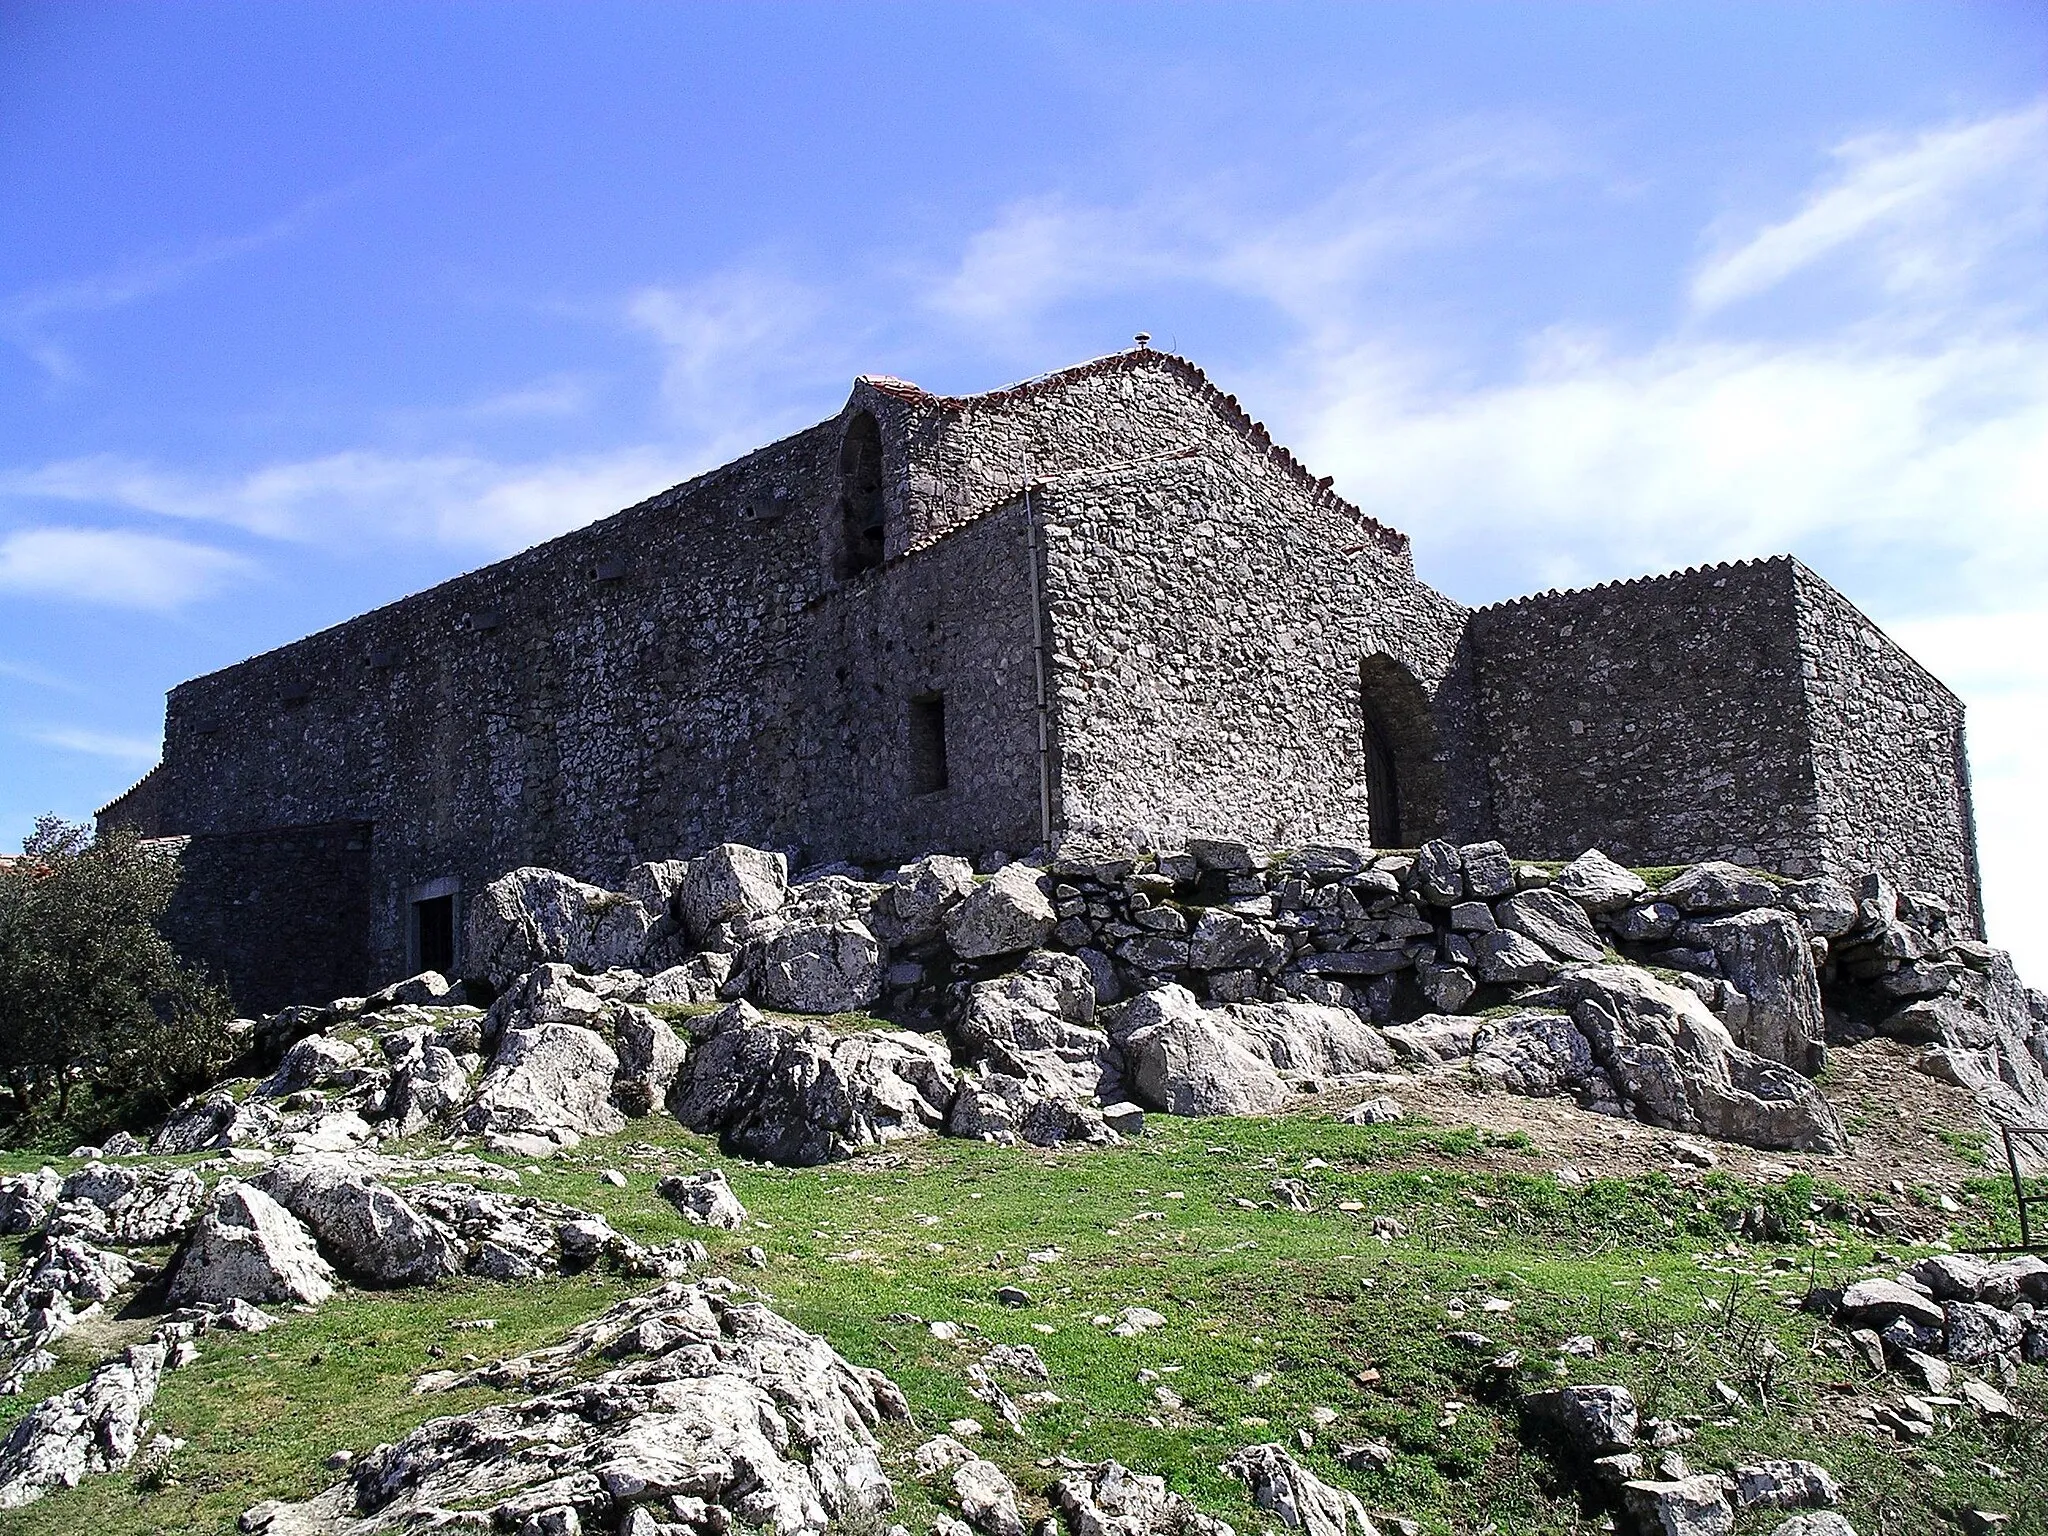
2 1107 2042 1536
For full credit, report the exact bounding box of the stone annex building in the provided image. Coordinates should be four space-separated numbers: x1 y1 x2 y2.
99 347 1982 1012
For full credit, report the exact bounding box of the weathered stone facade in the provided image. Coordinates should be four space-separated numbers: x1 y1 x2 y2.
102 348 1981 1010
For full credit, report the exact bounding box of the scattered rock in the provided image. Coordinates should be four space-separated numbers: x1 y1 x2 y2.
1222 1443 1375 1536
1620 1475 1735 1536
954 1458 1025 1536
1340 1097 1404 1126
1552 850 1648 913
1732 1460 1841 1511
656 1169 748 1230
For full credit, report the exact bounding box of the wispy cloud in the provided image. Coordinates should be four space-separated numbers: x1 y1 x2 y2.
928 122 1570 342
0 526 258 610
21 725 161 764
1691 102 2048 313
0 447 698 557
0 657 83 694
1 172 387 382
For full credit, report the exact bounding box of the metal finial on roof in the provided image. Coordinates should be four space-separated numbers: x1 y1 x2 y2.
1134 332 1151 348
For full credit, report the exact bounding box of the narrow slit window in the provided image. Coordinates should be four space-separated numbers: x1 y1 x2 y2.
414 894 455 976
909 692 948 795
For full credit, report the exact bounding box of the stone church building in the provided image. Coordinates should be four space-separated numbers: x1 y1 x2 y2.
100 347 1981 1011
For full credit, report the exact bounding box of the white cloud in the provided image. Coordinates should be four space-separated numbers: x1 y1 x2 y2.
1889 611 2048 978
22 725 161 764
0 527 257 609
1691 102 2048 312
1288 328 2048 608
0 447 697 557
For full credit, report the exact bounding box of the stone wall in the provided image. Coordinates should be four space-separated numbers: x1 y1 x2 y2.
1791 566 1980 931
1036 446 1476 852
160 822 374 1015
1468 560 1825 874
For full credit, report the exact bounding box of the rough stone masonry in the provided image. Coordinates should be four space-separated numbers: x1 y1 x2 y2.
98 347 1980 1012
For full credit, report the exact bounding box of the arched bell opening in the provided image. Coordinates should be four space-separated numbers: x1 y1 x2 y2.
837 411 886 578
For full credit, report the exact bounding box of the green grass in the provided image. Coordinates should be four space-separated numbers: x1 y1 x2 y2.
4 1111 2044 1535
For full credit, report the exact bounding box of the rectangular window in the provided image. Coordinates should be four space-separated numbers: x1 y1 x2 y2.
909 692 948 795
413 894 456 976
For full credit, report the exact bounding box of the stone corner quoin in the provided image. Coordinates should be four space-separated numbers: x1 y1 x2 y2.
93 345 1980 1011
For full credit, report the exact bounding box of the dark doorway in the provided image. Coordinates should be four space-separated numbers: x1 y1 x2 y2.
1363 711 1402 847
839 411 886 577
909 692 948 794
1359 653 1447 848
414 894 455 976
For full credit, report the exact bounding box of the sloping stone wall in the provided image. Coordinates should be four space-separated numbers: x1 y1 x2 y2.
1791 566 1980 932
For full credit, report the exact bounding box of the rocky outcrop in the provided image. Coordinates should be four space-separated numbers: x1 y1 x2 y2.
1535 967 1846 1152
1052 1458 1237 1536
465 866 656 989
755 918 885 1014
167 1182 336 1308
239 1280 907 1536
463 1020 628 1150
252 1156 453 1287
0 1341 166 1509
671 1002 958 1165
1222 1443 1376 1536
1111 986 1393 1117
53 1162 203 1246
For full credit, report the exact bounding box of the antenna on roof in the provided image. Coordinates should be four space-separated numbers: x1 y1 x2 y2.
1134 332 1151 349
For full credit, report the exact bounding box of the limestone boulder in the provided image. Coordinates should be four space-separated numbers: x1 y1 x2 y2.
1222 1443 1375 1536
56 1162 204 1246
1523 1384 1638 1456
167 1181 336 1307
869 854 977 948
259 1033 365 1098
671 1002 958 1165
1552 849 1648 914
1538 967 1846 1152
253 1155 453 1287
382 1044 474 1136
0 1342 166 1510
621 858 691 919
0 1170 61 1236
148 1089 284 1155
463 1020 627 1146
656 1168 748 1230
682 843 788 938
945 864 1057 960
642 953 735 1007
1621 1476 1735 1536
1110 986 1393 1118
362 970 457 1010
947 1070 1120 1148
1679 909 1825 1072
1658 862 1779 915
754 918 884 1014
464 867 654 988
1469 1011 1602 1098
954 950 1121 1103
613 1007 689 1116
1496 889 1606 963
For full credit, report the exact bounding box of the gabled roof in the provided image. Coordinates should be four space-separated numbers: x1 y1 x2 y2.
858 348 1410 561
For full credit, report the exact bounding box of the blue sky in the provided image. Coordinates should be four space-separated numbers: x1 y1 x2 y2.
3 3 2045 966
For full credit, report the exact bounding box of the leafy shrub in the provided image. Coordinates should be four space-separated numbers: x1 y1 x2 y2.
0 816 236 1139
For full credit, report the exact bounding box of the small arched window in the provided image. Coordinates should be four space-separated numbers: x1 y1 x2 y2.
838 412 886 577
